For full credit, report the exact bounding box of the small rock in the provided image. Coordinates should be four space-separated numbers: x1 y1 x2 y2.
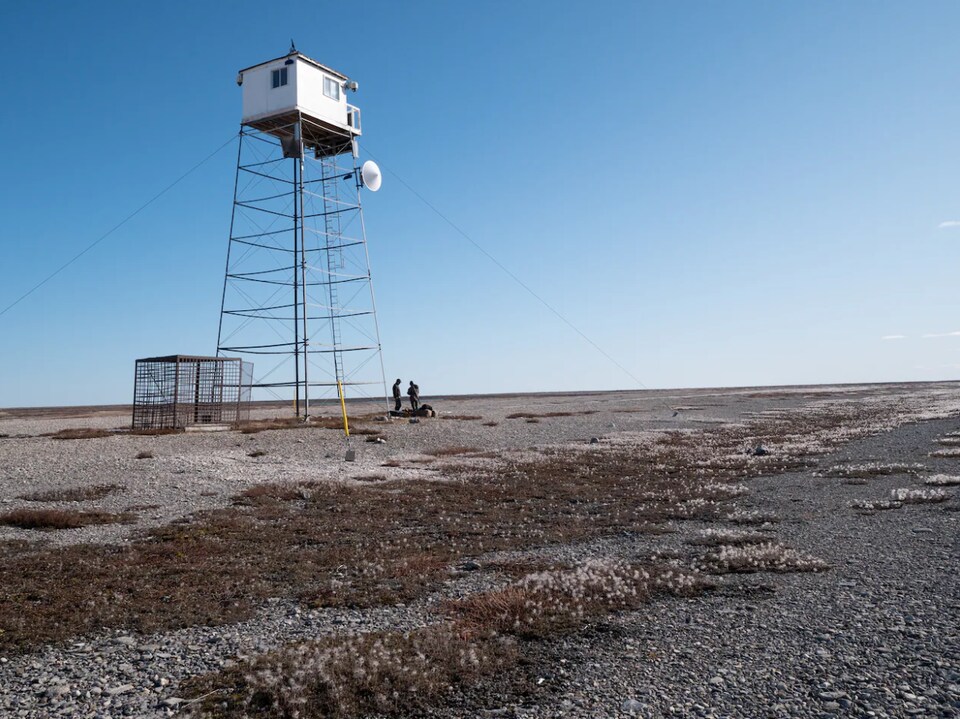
708 676 724 686
819 691 846 700
459 560 482 571
621 697 643 714
107 684 134 696
590 437 600 444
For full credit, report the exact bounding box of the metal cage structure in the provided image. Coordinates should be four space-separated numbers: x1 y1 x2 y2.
132 355 253 430
216 113 388 418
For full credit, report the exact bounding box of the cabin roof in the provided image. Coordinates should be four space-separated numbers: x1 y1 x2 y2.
239 52 349 81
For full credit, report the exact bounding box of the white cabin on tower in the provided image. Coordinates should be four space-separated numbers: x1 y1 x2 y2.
237 47 361 156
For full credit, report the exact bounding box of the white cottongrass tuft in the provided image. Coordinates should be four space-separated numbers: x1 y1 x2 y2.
723 509 778 525
924 474 960 486
700 542 829 574
232 624 516 718
890 487 950 504
851 499 902 511
687 528 768 546
818 462 926 479
453 559 705 639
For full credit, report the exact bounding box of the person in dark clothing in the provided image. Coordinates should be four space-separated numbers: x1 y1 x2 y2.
408 381 420 411
392 379 402 412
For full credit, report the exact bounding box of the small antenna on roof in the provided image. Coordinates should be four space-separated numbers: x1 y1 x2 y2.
289 39 297 54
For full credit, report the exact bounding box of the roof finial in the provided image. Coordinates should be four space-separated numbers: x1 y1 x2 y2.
289 39 297 55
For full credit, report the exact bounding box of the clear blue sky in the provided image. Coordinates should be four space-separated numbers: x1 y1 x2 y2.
1 1 959 407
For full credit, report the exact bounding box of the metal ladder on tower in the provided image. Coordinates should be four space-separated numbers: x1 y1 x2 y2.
321 155 345 385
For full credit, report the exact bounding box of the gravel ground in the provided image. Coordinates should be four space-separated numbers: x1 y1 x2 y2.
461 418 959 719
0 383 958 718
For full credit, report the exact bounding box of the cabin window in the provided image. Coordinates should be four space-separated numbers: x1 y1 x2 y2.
271 67 288 89
323 76 340 101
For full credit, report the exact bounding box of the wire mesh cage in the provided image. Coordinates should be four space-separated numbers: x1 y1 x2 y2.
132 355 253 430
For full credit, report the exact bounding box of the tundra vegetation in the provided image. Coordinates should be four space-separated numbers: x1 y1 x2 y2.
0 394 956 718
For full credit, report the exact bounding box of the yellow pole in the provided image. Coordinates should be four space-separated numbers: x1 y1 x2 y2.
337 380 350 438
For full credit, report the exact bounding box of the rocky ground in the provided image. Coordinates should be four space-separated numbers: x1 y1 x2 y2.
0 383 958 718
461 418 959 719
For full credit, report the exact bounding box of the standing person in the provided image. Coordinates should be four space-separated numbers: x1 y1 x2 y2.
392 379 402 412
408 381 420 411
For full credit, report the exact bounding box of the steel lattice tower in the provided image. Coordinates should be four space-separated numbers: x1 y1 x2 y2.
217 50 387 417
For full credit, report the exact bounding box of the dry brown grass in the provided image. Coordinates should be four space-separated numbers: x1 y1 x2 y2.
18 484 123 502
353 474 388 482
482 421 499 427
425 446 480 457
485 557 570 578
505 410 597 420
44 428 113 440
442 415 482 421
125 503 162 512
237 484 304 503
235 416 354 434
0 508 133 530
247 450 268 458
128 428 183 436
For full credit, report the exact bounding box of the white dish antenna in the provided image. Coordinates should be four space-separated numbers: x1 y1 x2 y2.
361 160 382 192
